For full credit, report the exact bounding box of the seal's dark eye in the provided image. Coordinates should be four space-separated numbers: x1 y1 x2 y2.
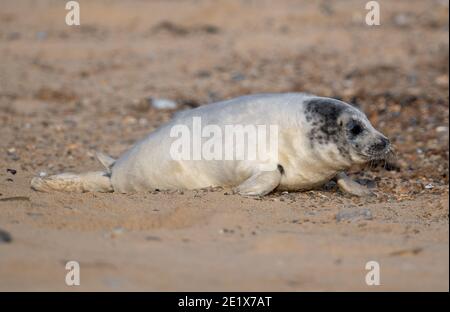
348 121 364 136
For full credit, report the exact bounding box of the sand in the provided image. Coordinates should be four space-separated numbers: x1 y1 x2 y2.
0 0 448 291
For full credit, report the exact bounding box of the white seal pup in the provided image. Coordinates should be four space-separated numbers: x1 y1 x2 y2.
31 93 392 196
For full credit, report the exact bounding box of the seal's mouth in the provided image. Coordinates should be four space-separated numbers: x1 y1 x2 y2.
364 144 395 163
356 138 394 162
364 137 392 160
367 149 392 161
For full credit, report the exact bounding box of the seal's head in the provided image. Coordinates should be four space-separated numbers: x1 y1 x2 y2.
338 109 391 163
304 97 391 166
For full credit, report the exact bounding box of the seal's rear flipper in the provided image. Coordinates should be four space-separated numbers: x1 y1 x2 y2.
95 151 116 174
31 171 113 193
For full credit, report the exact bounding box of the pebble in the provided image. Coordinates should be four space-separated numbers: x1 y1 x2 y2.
151 98 177 110
138 118 148 126
0 229 12 244
36 31 48 40
103 277 123 289
6 168 17 175
7 32 21 40
6 148 19 161
112 227 124 235
231 73 246 81
435 75 449 87
355 178 377 189
323 180 337 191
145 235 162 241
436 126 448 133
0 196 30 202
336 208 373 222
219 228 235 234
393 13 412 27
123 116 137 125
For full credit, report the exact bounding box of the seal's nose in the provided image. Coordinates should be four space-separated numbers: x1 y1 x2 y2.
374 137 389 151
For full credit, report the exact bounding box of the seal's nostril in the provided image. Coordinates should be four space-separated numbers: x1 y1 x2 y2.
376 137 389 150
374 138 389 151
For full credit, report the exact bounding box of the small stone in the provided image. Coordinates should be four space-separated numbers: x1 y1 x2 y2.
138 118 148 126
336 208 373 222
150 98 177 110
231 73 246 81
7 32 21 40
123 116 137 125
323 180 337 191
6 148 19 161
393 13 411 27
355 178 377 189
6 168 17 175
103 277 123 289
0 196 30 202
219 228 234 234
113 227 124 234
435 75 449 87
145 235 162 241
196 70 211 78
27 212 43 219
109 227 125 239
0 229 12 244
36 31 48 40
424 183 434 189
436 126 448 133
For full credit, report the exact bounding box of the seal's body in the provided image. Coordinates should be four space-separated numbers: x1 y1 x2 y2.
31 93 391 196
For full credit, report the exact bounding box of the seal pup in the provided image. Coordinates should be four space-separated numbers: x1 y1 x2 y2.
31 93 392 196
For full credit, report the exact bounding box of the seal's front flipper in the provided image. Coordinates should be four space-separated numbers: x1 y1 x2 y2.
234 167 282 196
336 172 372 197
31 171 113 193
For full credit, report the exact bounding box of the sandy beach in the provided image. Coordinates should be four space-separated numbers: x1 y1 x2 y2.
0 0 448 291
